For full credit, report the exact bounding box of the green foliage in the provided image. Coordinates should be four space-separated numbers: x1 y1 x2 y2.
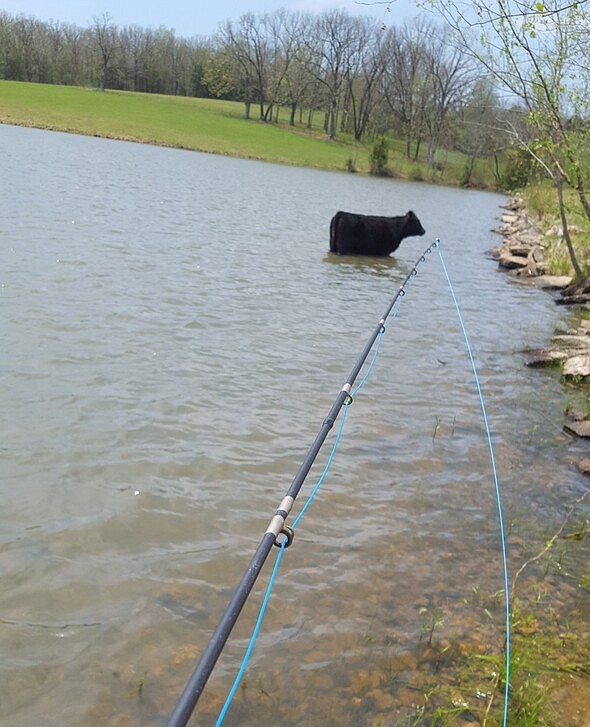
369 136 390 177
499 147 539 190
409 165 426 182
525 182 555 221
522 183 590 277
346 156 357 173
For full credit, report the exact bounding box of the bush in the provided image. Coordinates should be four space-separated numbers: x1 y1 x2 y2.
499 147 539 190
346 157 357 173
370 137 390 176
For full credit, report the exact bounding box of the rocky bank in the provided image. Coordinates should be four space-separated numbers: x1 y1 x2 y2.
490 194 590 445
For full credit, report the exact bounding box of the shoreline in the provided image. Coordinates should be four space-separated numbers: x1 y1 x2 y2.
491 196 590 389
492 195 590 444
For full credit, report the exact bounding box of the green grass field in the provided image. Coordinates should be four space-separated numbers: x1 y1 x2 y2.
0 80 372 172
0 80 494 186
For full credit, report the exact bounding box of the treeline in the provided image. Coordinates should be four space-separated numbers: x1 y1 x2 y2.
0 8 522 183
0 11 211 96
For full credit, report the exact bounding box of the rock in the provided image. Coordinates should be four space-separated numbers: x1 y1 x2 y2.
552 334 590 350
396 686 420 709
576 458 590 474
493 199 548 277
366 688 396 711
516 230 541 245
533 275 573 289
501 195 526 211
565 419 590 437
508 242 534 257
492 196 582 298
545 674 590 725
526 246 549 276
562 354 590 379
557 277 590 306
498 250 528 269
526 348 569 367
567 408 587 422
557 292 590 306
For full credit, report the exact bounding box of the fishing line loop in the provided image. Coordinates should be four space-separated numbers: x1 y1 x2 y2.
274 526 294 549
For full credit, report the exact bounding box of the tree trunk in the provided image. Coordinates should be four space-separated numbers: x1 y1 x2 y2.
556 174 584 282
413 138 422 161
462 156 475 186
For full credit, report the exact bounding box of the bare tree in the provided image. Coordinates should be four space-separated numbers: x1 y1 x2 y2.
381 20 430 159
216 13 273 120
452 77 500 185
423 24 475 165
308 9 358 140
344 17 388 140
92 12 117 91
281 12 317 126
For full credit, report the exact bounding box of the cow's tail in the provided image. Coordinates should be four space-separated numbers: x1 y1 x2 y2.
329 211 341 253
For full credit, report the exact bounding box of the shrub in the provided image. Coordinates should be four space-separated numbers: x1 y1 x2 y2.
370 137 390 177
499 147 539 190
346 157 357 173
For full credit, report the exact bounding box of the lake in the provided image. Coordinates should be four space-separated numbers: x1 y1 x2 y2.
1 124 588 725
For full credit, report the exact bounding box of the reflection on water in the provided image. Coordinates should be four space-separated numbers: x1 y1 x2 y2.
1 124 588 726
323 251 404 277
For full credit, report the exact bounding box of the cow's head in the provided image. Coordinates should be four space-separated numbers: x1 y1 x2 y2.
406 211 426 237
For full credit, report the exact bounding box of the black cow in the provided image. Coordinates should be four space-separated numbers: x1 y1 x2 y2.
329 210 425 256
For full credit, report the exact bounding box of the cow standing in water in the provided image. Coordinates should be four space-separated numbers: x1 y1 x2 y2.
329 210 425 256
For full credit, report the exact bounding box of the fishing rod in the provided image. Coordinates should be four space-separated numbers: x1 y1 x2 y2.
167 240 439 727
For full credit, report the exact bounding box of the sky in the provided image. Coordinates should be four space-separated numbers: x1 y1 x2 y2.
0 0 421 37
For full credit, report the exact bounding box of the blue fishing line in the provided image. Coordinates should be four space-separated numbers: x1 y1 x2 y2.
435 239 510 727
352 256 424 397
292 397 350 529
214 537 288 727
215 239 510 727
215 251 439 724
215 405 351 725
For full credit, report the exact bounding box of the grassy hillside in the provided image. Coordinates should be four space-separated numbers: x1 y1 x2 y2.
0 80 493 186
0 81 369 170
